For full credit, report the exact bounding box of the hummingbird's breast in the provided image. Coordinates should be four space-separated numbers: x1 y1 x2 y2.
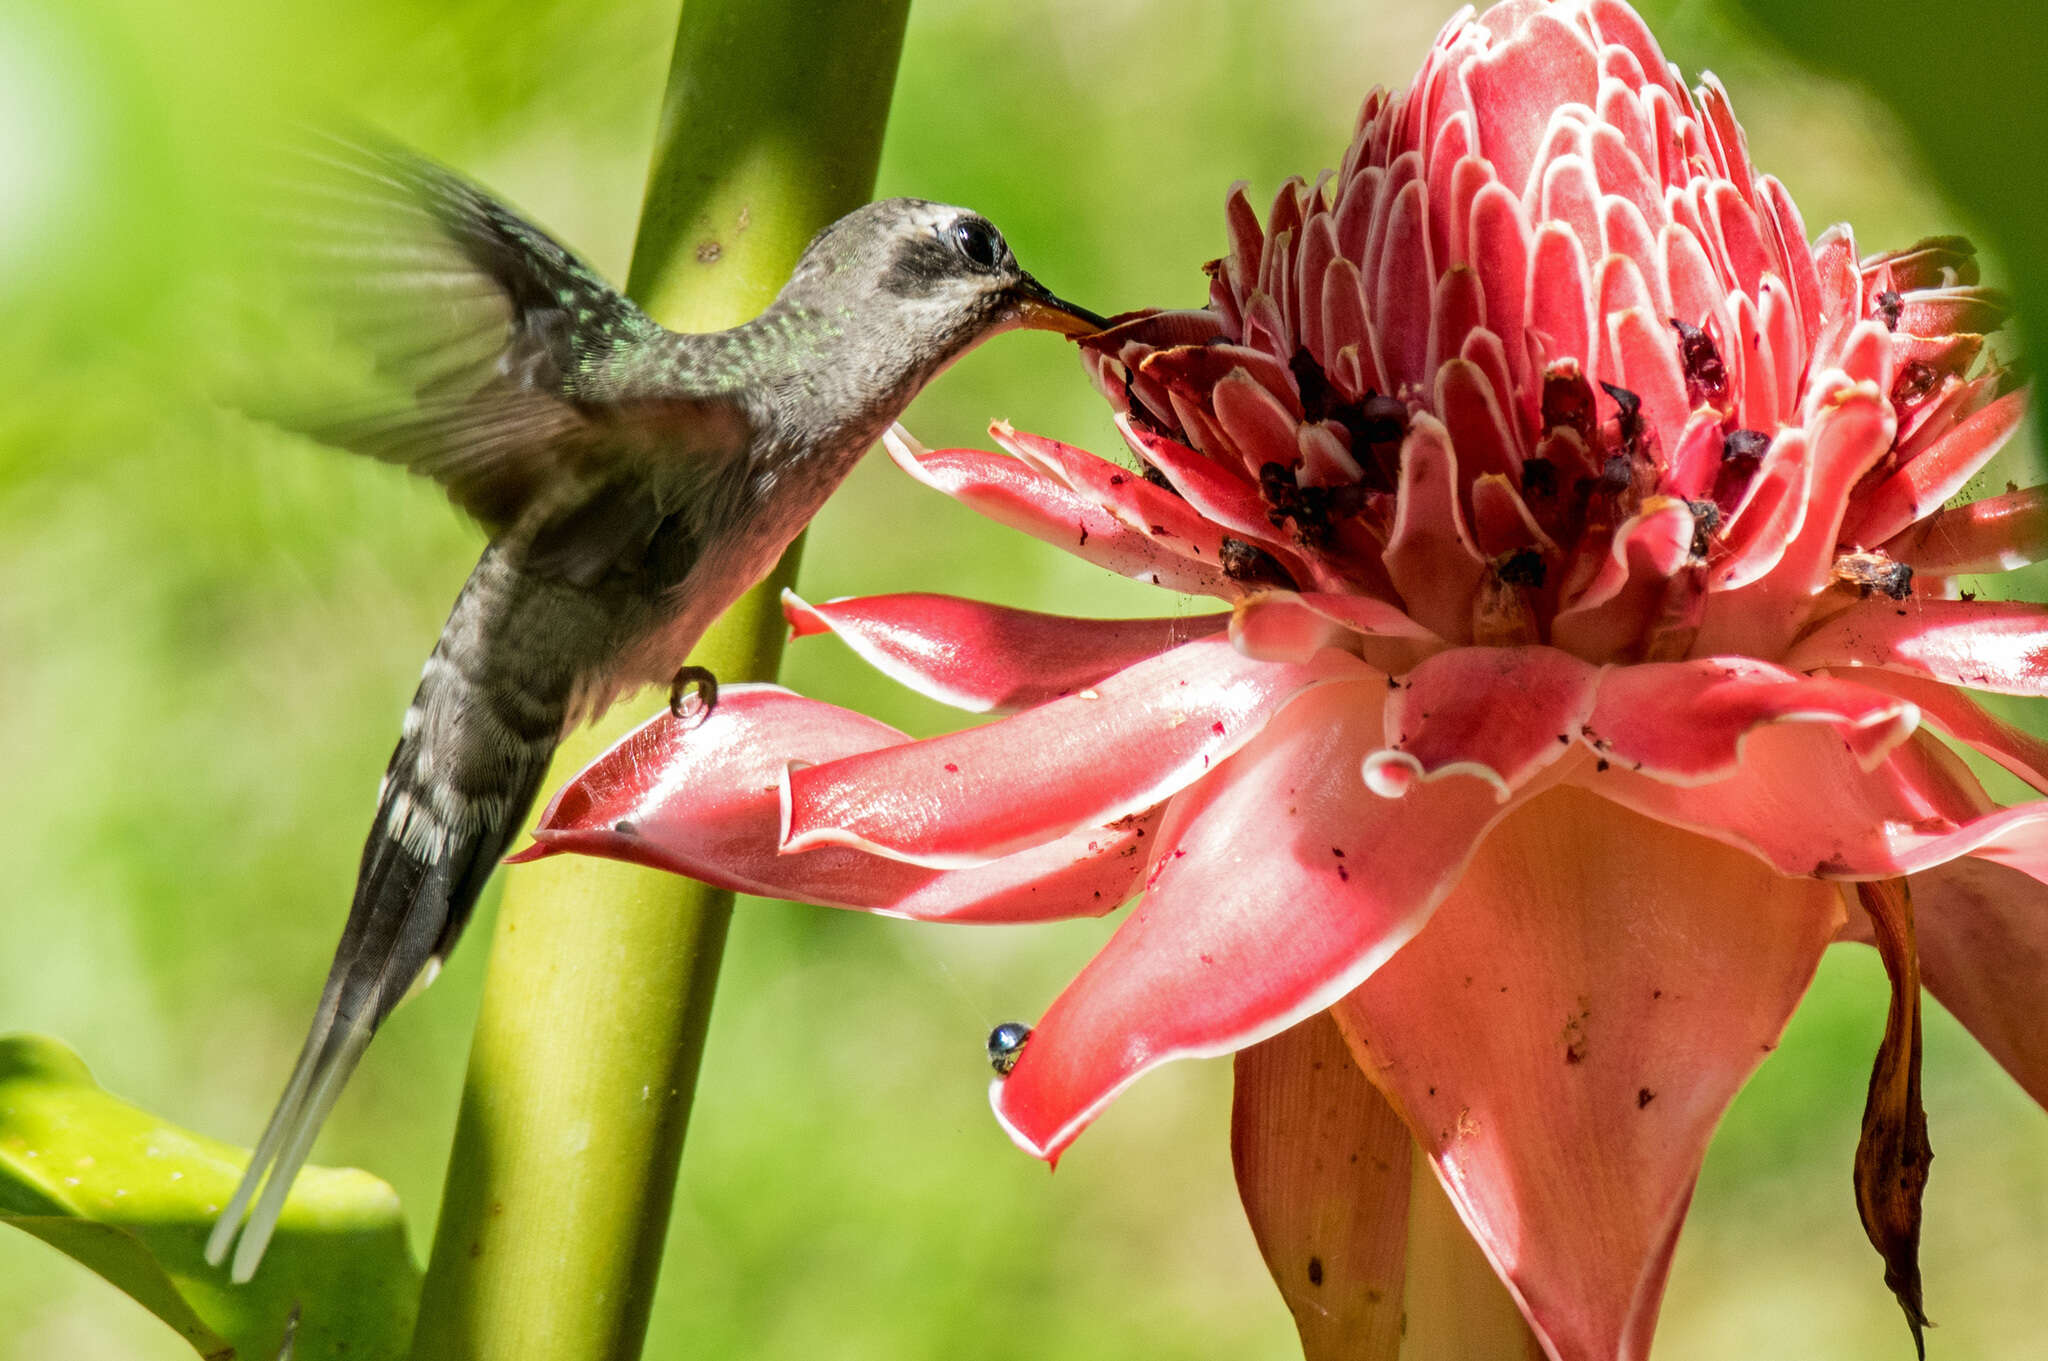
605 404 889 699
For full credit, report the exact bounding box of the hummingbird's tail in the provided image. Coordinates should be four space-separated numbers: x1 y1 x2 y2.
206 598 566 1281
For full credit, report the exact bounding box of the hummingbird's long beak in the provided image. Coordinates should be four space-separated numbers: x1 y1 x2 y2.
1010 274 1108 337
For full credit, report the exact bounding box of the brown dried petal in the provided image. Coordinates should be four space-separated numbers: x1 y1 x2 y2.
1853 878 1934 1360
1231 1012 1411 1360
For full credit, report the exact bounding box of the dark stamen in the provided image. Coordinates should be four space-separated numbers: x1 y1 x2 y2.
1891 360 1939 406
1219 536 1300 590
1600 453 1633 492
1721 428 1771 466
1497 546 1547 588
1289 348 1334 422
1599 381 1645 459
1285 352 1404 492
1875 289 1905 332
1670 318 1729 408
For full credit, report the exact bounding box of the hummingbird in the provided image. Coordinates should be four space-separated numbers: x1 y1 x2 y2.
205 129 1105 1280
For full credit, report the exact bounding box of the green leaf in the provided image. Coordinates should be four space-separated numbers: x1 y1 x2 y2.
0 1035 420 1360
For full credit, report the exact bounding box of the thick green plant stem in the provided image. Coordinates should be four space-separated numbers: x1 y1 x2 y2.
407 4 910 1357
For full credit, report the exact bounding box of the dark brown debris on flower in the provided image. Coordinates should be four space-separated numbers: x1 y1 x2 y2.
1288 349 1409 491
1891 359 1940 406
1831 551 1915 601
1218 536 1298 590
1686 500 1722 559
1258 461 1368 549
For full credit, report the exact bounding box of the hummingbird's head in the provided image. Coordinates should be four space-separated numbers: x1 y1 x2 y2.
786 198 1106 372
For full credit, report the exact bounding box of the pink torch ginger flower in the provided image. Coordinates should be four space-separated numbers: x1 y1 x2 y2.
521 1 2048 1356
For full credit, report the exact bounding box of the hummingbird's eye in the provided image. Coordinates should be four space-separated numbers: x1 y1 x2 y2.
951 217 1004 270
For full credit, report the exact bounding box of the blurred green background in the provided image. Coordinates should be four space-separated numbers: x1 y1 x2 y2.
3 0 2045 1356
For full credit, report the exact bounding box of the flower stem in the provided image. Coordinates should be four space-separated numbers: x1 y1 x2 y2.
405 4 909 1357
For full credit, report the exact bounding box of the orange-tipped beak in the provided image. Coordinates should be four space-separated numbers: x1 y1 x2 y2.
1011 274 1108 337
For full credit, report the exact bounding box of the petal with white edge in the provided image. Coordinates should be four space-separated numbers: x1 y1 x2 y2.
782 635 1366 868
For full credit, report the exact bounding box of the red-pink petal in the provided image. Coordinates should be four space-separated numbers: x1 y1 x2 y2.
1784 596 2048 697
783 590 1228 714
993 680 1519 1161
1115 416 1309 569
1662 407 1729 502
1897 285 2007 336
882 427 1235 598
1334 785 1843 1361
1710 426 1808 592
1540 154 1604 273
1699 386 1896 658
1759 275 1803 427
1823 666 2048 796
1551 499 1695 660
1383 415 1488 642
1323 257 1384 396
1235 590 1438 653
1581 724 2034 879
1607 306 1688 451
1881 486 2048 578
1224 180 1263 298
1761 176 1823 343
1706 178 1770 300
1849 388 2030 546
1230 594 1346 663
782 635 1366 868
991 421 1235 565
522 686 1151 922
1367 645 1599 800
1435 356 1520 483
1374 179 1436 394
1471 472 1552 557
1727 292 1777 432
1469 182 1533 395
1808 225 1863 375
1527 221 1595 370
1660 222 1722 337
1464 8 1598 199
1587 658 1919 785
1729 383 1895 629
1297 215 1339 367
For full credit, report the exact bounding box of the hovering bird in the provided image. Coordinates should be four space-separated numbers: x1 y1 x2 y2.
206 130 1104 1280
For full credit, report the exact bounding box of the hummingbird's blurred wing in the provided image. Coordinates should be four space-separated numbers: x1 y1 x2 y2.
262 127 753 576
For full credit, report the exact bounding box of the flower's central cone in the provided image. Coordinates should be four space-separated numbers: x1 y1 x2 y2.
1073 1 2017 668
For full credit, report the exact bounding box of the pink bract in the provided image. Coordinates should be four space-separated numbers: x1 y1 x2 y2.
527 2 2045 1356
